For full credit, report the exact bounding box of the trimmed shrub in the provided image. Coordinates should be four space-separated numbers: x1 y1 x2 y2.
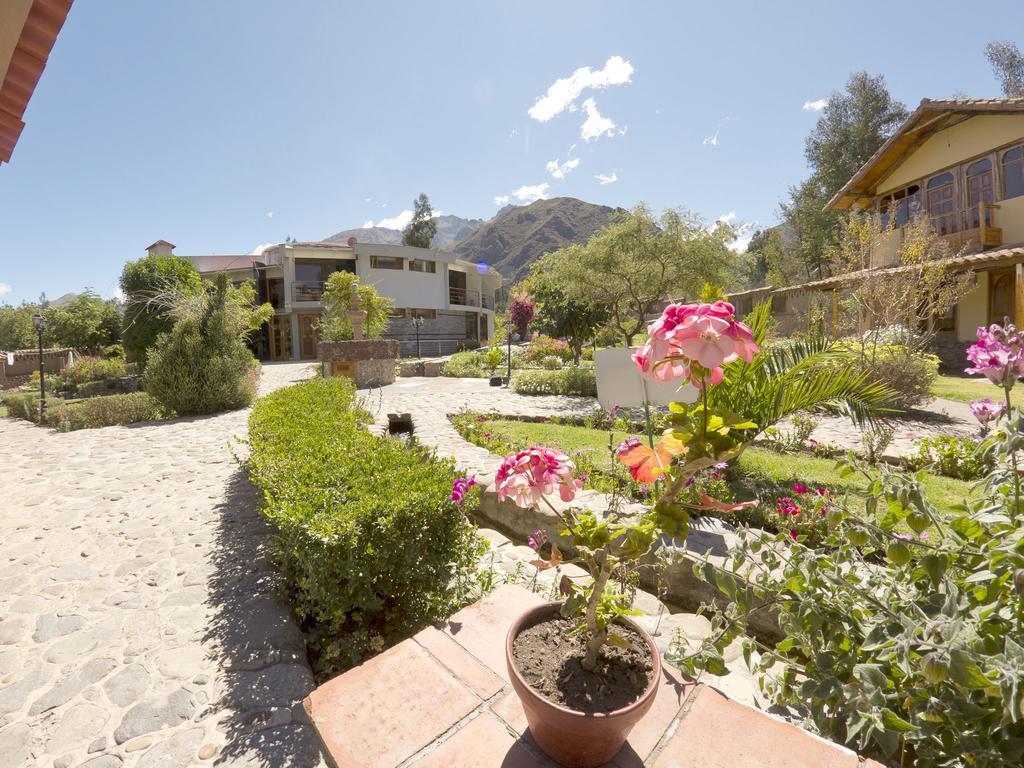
512 367 597 396
248 377 483 675
1 391 63 422
902 435 993 480
539 354 563 370
43 393 165 432
524 336 572 363
75 377 141 398
833 342 939 408
60 356 130 390
442 347 516 378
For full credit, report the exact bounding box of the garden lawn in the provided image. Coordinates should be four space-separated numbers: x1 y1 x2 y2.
931 374 1023 408
475 418 973 519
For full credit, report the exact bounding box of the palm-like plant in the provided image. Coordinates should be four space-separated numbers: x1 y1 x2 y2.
708 302 896 435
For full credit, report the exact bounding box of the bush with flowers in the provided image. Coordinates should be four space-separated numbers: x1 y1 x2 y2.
495 300 761 673
675 321 1024 767
524 335 574 364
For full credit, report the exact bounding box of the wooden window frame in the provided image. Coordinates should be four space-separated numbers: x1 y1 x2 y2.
370 255 404 270
408 258 436 273
1001 145 1024 200
410 308 437 320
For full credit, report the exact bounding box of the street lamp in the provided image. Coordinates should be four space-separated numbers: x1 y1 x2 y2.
31 314 46 416
505 315 513 387
412 315 424 360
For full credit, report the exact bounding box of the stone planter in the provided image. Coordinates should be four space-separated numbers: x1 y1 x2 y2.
318 339 399 388
488 375 504 387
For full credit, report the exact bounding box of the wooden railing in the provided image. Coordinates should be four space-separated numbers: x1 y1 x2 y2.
929 202 1002 247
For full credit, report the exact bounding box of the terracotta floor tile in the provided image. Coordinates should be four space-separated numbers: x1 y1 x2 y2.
438 584 547 681
414 626 505 700
490 690 529 734
610 667 696 766
305 641 481 768
411 712 547 768
654 687 859 768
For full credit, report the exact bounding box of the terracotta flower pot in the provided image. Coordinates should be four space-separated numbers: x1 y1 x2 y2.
505 602 661 767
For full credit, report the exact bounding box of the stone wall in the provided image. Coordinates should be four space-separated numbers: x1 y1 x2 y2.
318 339 399 388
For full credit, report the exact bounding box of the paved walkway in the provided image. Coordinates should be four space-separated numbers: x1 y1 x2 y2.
0 362 324 768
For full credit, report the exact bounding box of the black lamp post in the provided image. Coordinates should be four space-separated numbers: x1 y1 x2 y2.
412 316 424 359
32 313 46 416
505 316 512 387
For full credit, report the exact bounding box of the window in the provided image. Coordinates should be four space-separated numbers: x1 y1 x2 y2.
771 294 786 313
878 185 921 229
370 255 404 270
1003 146 1024 200
927 172 957 234
966 158 995 228
408 259 436 273
389 308 407 319
410 308 436 320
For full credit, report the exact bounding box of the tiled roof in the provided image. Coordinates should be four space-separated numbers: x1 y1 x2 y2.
187 255 265 273
0 0 74 164
828 98 1024 210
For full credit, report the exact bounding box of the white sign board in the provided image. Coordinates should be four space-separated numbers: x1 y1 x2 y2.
594 347 698 412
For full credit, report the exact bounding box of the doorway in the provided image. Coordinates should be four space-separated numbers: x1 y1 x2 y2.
990 270 1015 326
298 314 320 359
269 315 293 361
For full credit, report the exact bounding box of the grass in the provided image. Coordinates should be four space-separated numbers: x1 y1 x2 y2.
474 417 974 519
931 374 1022 407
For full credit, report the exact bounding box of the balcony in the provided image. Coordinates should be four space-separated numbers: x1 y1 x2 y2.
929 202 1003 252
448 287 492 309
293 281 326 302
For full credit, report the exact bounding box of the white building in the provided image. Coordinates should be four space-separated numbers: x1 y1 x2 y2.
145 239 501 361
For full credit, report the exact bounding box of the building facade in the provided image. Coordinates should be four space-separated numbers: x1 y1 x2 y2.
730 98 1024 369
146 239 501 361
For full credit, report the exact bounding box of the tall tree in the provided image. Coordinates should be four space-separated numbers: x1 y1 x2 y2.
401 193 438 248
985 41 1024 97
544 204 735 345
0 302 38 351
522 265 609 364
120 254 203 367
780 72 908 283
43 290 121 354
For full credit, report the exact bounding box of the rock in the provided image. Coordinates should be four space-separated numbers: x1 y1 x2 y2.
477 528 511 549
113 690 195 744
197 743 218 760
103 663 150 708
133 727 203 768
0 722 31 767
223 663 315 711
192 674 209 685
46 703 109 754
124 735 153 752
48 564 95 582
87 735 107 753
155 646 206 680
44 632 99 664
33 614 87 643
217 724 324 768
0 667 51 715
9 595 46 613
79 757 124 768
53 756 71 768
160 586 206 608
0 617 27 645
30 657 117 715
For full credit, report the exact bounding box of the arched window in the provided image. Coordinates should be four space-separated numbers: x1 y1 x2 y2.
1003 147 1024 200
927 172 957 234
966 158 994 228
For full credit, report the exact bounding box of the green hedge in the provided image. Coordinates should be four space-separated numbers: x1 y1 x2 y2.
1 391 63 422
248 377 483 675
44 392 165 431
512 367 597 396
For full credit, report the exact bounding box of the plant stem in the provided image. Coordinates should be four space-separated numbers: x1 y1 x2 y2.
1006 384 1020 519
700 378 709 445
581 551 613 672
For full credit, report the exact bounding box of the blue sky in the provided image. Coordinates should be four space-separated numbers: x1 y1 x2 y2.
1 1 1022 305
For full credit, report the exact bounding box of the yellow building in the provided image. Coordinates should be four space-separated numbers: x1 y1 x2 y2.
731 98 1024 369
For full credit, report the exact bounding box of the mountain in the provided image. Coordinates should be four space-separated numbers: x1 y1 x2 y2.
323 214 486 249
449 197 622 284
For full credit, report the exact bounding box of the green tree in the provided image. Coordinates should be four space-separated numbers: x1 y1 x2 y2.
318 271 394 341
544 204 735 345
43 291 121 354
401 193 438 248
120 254 202 367
986 40 1024 97
144 274 271 415
780 72 908 283
522 266 609 364
0 302 38 351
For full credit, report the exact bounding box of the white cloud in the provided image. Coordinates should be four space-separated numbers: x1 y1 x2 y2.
545 157 581 179
580 98 616 141
716 211 737 225
509 127 518 137
803 98 829 111
251 243 275 256
362 220 374 228
266 211 273 218
728 223 755 253
703 129 720 147
510 183 549 202
618 126 628 136
567 143 577 155
595 172 618 185
528 55 634 122
0 282 11 297
112 286 125 302
493 195 511 206
364 197 372 203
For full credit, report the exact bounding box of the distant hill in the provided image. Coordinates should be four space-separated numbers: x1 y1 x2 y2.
449 197 622 284
323 214 486 249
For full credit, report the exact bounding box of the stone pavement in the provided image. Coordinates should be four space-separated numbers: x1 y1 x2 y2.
305 584 878 768
0 362 325 768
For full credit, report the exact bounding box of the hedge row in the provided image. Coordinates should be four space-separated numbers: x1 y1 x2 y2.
247 376 483 675
511 367 597 397
1 390 165 431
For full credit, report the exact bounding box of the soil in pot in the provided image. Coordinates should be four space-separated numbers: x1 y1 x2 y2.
511 615 654 714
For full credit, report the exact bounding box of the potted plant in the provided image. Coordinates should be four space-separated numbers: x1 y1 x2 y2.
496 300 760 766
483 345 505 386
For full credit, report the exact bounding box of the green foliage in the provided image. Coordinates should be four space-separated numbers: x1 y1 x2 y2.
42 291 121 354
248 377 483 675
699 283 727 303
708 302 896 434
319 271 393 341
143 275 268 415
442 347 517 378
120 253 203 366
542 203 736 344
678 417 1024 767
401 192 438 248
833 341 939 409
903 435 994 481
60 356 130 390
523 336 573 363
539 355 563 370
44 393 165 431
0 391 62 422
986 40 1024 97
0 302 36 350
512 367 596 397
521 265 609 363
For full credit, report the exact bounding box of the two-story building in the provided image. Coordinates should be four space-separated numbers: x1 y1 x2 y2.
730 98 1024 368
145 239 501 361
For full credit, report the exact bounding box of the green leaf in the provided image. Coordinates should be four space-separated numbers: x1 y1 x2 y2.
881 707 918 732
948 649 992 689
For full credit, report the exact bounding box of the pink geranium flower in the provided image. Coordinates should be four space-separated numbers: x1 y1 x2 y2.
965 323 1024 387
495 447 583 509
969 398 1005 425
792 482 809 494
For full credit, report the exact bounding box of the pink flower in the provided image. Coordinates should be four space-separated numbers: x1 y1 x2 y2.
966 323 1024 387
776 497 801 516
450 476 478 506
527 529 548 551
970 398 1005 425
634 301 759 385
495 447 584 509
792 482 809 494
815 487 830 497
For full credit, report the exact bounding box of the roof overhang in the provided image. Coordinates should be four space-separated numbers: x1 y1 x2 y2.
827 98 1024 211
0 0 73 164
